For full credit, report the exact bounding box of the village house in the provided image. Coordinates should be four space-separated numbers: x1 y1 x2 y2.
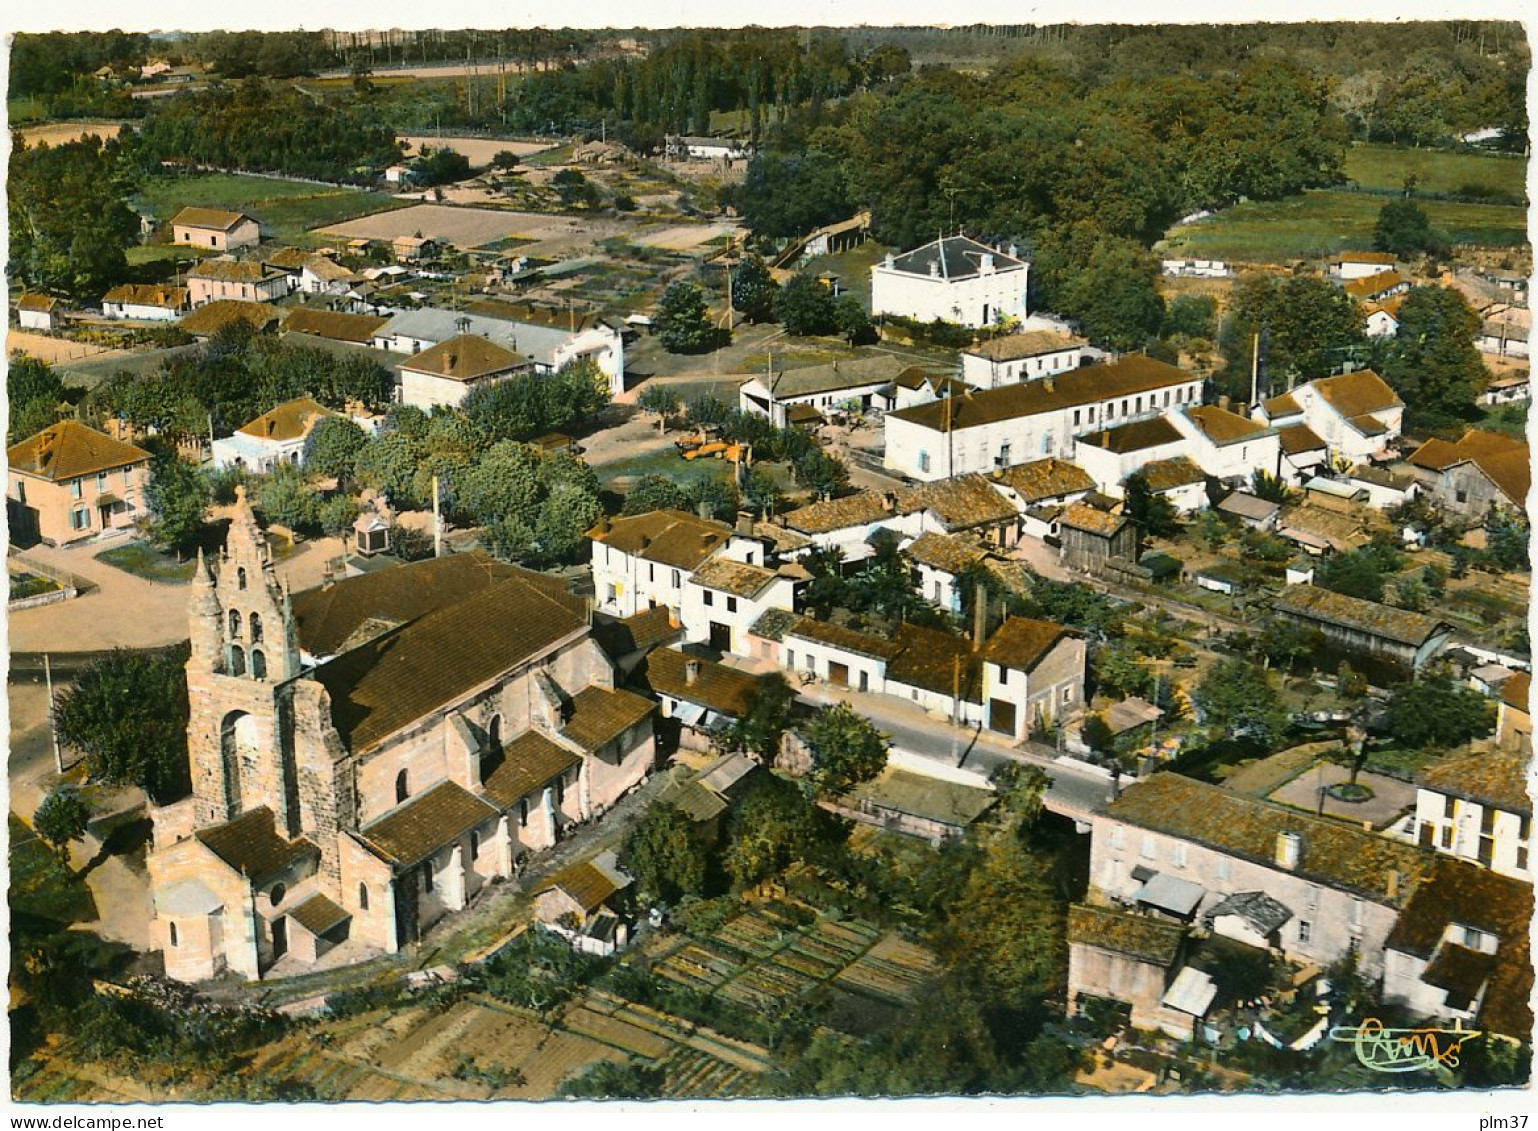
1168 404 1283 486
1074 417 1188 500
737 354 909 427
681 555 798 655
532 851 634 955
592 606 685 679
178 300 283 339
392 235 436 262
281 308 391 348
16 294 61 331
870 235 1030 329
1405 429 1529 521
1340 463 1420 510
1342 270 1410 306
1411 748 1531 881
1270 584 1453 671
989 458 1098 535
1497 671 1532 755
1281 370 1405 464
634 647 763 752
1057 504 1137 575
906 531 990 614
396 333 533 411
1066 904 1203 1041
1328 251 1398 280
1475 316 1529 359
884 355 1203 482
7 420 151 546
960 330 1089 389
777 492 901 560
897 474 1023 548
172 207 262 251
1363 296 1405 339
147 504 657 982
211 397 377 474
101 283 190 321
186 259 291 307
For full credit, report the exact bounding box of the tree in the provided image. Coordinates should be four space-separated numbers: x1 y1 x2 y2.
1373 198 1434 258
490 149 521 171
54 646 191 802
7 356 68 444
792 449 849 500
1163 293 1218 340
1034 228 1165 352
457 443 602 568
143 446 210 554
735 149 853 240
730 255 779 323
723 772 831 889
1315 548 1390 602
623 474 688 515
1378 285 1486 429
557 1059 666 1100
740 465 781 517
800 703 889 797
1254 619 1320 676
302 417 369 481
1249 469 1294 504
33 786 91 858
685 476 739 523
721 674 797 762
410 146 472 186
9 136 140 300
1485 509 1531 573
1221 273 1366 393
636 384 681 433
1384 673 1495 750
1193 657 1287 746
1081 714 1116 757
1123 472 1180 539
656 281 720 354
251 463 321 533
776 274 838 336
623 804 709 903
833 295 875 345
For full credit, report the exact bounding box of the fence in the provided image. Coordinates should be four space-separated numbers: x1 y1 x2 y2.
8 548 92 610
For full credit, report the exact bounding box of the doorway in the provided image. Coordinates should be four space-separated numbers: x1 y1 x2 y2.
709 622 732 652
271 916 287 959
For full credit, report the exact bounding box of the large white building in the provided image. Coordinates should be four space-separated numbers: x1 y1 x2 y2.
870 235 1030 329
960 329 1088 390
883 355 1203 482
1255 370 1405 465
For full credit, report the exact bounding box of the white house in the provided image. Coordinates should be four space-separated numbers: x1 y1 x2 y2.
101 284 189 321
396 334 533 411
1477 318 1529 359
680 556 797 655
906 532 990 614
1411 749 1531 882
1364 299 1404 339
16 294 60 331
1328 251 1398 280
884 355 1203 482
666 136 752 161
1167 404 1282 485
871 235 1030 329
1074 417 1189 500
737 354 908 427
211 397 378 473
960 330 1088 389
1286 370 1405 464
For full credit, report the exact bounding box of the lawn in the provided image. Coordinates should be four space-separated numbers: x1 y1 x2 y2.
130 173 411 248
1160 189 1528 263
95 540 197 584
1342 143 1527 201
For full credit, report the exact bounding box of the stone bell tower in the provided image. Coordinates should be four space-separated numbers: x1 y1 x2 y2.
185 487 303 833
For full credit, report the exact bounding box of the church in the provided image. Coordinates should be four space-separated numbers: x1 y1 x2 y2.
147 489 657 982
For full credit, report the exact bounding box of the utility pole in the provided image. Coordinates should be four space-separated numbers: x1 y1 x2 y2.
951 653 962 765
1250 330 1260 410
432 474 444 558
44 654 63 775
725 236 735 332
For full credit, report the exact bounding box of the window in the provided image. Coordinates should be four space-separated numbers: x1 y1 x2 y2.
727 596 738 613
359 883 370 911
423 862 434 893
251 650 267 679
703 590 714 607
1062 686 1074 703
98 472 108 492
1298 920 1312 943
919 451 931 474
470 831 480 861
1139 834 1156 860
556 775 566 805
14 482 23 505
270 883 286 906
1216 857 1231 881
250 613 263 643
1305 885 1319 913
229 645 246 677
396 769 409 804
1464 926 1486 949
786 649 795 670
648 564 654 583
1073 410 1081 427
999 440 1011 465
70 508 90 530
71 479 82 499
1455 489 1469 504
1109 825 1125 851
1518 845 1529 872
169 922 178 947
1135 396 1143 413
237 567 248 590
519 798 529 827
672 570 681 588
1349 898 1364 930
229 610 242 637
1172 842 1187 869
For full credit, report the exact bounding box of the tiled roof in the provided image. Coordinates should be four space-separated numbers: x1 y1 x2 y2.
1345 464 1415 491
996 458 1096 502
762 353 908 399
173 206 254 232
237 396 336 442
893 367 966 393
1343 270 1405 299
311 571 589 752
1407 430 1529 509
636 647 761 717
983 616 1069 672
1104 774 1428 906
399 333 529 382
1310 370 1402 419
888 356 1194 433
1262 393 1301 419
846 766 997 827
906 531 988 574
1271 585 1447 647
1278 422 1327 456
1336 251 1397 266
887 623 983 699
1058 503 1129 536
1139 456 1205 493
361 781 499 867
102 283 189 309
1186 405 1271 445
17 294 58 312
691 557 779 598
291 550 534 657
538 856 628 913
9 420 150 482
481 729 582 810
1422 943 1497 1008
282 308 389 344
656 778 729 824
965 330 1087 362
264 247 313 270
179 299 281 336
881 235 1028 279
785 617 903 661
749 608 799 642
303 256 357 282
560 686 655 752
897 474 1017 530
195 807 319 886
1384 855 1532 1039
1502 671 1530 713
1067 903 1184 966
288 893 350 936
1078 416 1184 454
781 491 891 535
1348 414 1389 437
188 259 285 284
588 510 731 570
1419 750 1530 815
592 606 682 660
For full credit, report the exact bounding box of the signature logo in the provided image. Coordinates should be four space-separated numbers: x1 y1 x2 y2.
1329 1017 1481 1073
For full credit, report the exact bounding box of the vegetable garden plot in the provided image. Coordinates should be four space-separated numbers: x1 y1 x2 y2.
660 1047 754 1099
563 1005 676 1060
833 933 939 1004
655 941 744 990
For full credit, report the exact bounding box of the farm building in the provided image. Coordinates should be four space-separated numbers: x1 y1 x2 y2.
1270 585 1453 671
843 767 998 844
172 207 261 251
1057 504 1137 575
101 283 189 321
16 294 60 331
1406 429 1529 520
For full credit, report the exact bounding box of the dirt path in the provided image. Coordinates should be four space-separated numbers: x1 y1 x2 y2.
7 330 131 368
8 537 194 653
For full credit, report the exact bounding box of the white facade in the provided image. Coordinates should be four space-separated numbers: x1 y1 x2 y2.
1075 431 1189 499
1412 788 1531 882
1331 255 1398 281
870 236 1030 329
396 368 499 411
680 571 796 656
103 299 182 322
1289 373 1405 464
961 341 1086 390
1365 309 1400 338
1167 407 1282 483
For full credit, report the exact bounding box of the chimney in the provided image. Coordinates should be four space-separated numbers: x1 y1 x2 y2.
640 534 652 550
1218 393 1231 411
598 514 612 535
980 253 994 273
685 658 701 685
1008 243 1019 259
1386 869 1400 900
696 500 713 520
1275 831 1302 870
882 491 898 514
884 252 895 269
1043 375 1055 393
443 352 456 375
736 509 754 536
928 260 940 278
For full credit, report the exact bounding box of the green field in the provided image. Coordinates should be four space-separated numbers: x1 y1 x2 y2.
130 173 410 247
1343 142 1527 200
1161 189 1528 263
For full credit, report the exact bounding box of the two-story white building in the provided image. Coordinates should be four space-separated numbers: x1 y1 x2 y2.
960 330 1088 389
1167 404 1282 485
1279 370 1405 464
870 235 1030 329
737 354 908 427
1411 749 1531 881
681 556 797 656
396 334 534 411
884 355 1202 482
